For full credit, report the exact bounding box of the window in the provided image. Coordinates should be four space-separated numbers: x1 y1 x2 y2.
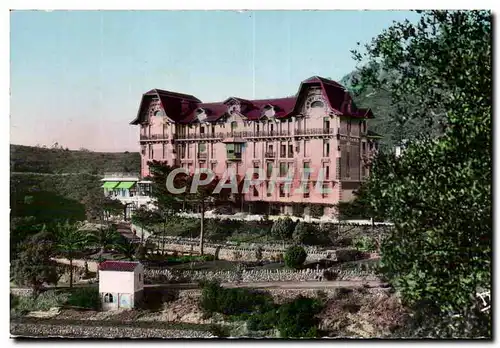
347 120 352 134
288 143 293 158
199 143 206 153
311 100 325 108
210 143 214 157
187 144 191 159
280 162 287 177
303 182 310 198
325 165 330 179
163 124 168 138
104 293 114 303
280 143 286 157
322 183 329 197
362 142 366 155
162 143 166 158
295 142 300 154
304 140 310 157
211 125 215 134
270 124 274 135
323 140 330 157
267 162 273 178
256 124 260 134
200 126 205 134
253 143 257 158
211 162 217 172
279 184 286 197
323 118 330 132
267 181 273 197
253 187 259 197
231 121 238 132
303 162 310 180
141 146 146 156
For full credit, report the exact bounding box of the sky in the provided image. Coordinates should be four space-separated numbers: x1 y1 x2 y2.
10 10 419 152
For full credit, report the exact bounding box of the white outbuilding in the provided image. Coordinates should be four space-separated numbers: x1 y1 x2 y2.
98 260 144 310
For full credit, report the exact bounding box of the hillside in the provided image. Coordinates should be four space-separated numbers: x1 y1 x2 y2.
10 144 141 175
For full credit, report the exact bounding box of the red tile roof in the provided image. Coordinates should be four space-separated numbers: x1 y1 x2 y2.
99 260 140 272
131 76 373 125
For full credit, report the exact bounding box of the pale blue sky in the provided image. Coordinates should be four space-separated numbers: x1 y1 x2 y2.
10 10 418 152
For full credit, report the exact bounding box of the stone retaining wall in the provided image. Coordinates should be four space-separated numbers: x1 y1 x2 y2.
144 267 380 284
10 323 213 339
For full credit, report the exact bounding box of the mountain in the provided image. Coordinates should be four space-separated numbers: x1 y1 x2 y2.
10 144 141 175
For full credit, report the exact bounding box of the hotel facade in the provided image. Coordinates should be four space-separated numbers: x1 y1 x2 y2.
104 76 379 217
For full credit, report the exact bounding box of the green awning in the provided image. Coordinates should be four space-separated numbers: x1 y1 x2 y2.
102 181 118 189
115 181 136 189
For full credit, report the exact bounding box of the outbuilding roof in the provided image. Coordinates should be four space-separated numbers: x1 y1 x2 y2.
99 260 140 272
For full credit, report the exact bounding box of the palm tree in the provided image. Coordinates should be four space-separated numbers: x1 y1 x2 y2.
86 224 121 259
115 237 138 261
54 221 87 288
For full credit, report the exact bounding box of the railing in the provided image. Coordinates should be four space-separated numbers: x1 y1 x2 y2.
227 153 242 160
175 132 224 140
103 172 139 178
265 151 276 158
197 152 207 159
173 128 338 141
140 134 169 141
295 128 335 136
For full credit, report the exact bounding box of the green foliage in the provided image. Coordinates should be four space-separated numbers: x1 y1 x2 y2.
277 296 324 338
309 205 324 218
284 246 307 269
10 144 140 174
67 287 100 310
11 290 69 314
353 236 377 252
270 217 296 241
86 224 122 256
352 10 491 337
11 231 59 293
292 221 317 245
200 281 275 317
115 237 138 261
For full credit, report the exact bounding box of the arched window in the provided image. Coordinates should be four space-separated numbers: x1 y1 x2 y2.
310 100 325 108
231 121 238 131
104 293 114 303
154 110 165 117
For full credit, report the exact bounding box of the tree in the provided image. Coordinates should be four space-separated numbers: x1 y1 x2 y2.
352 10 491 337
292 221 316 245
86 224 122 259
11 230 58 295
115 237 138 261
271 217 296 242
147 161 229 255
284 245 307 269
54 221 87 288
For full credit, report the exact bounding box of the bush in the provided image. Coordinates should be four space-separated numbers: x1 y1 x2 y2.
277 296 324 338
292 222 317 245
67 287 100 309
353 236 377 252
12 290 69 314
284 246 307 269
309 205 324 218
200 281 274 317
271 217 296 241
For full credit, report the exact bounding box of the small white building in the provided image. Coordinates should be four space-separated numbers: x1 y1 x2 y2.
98 260 144 310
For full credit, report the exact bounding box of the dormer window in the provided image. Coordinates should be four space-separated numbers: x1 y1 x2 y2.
154 109 165 117
196 108 207 122
262 104 276 119
228 104 241 114
310 101 325 108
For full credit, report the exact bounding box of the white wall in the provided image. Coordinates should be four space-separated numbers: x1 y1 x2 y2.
99 270 135 294
134 264 145 292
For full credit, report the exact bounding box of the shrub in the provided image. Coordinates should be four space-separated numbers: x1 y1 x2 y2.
292 222 318 245
200 281 274 316
12 290 69 314
353 236 377 252
309 205 324 218
277 296 324 338
284 246 307 269
271 217 296 241
67 287 100 309
247 308 279 331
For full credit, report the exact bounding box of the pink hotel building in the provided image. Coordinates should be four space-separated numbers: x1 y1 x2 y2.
120 76 379 217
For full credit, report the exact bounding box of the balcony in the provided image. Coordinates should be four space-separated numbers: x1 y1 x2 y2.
197 152 208 159
227 152 242 161
140 134 169 141
295 128 335 136
265 151 276 158
175 132 223 140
